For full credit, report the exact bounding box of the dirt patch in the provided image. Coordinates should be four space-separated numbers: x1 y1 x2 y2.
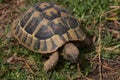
0 0 26 37
89 56 120 80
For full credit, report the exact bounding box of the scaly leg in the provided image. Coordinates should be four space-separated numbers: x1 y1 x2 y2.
43 51 59 72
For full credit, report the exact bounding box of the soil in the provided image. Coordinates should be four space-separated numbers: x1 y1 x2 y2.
88 56 120 80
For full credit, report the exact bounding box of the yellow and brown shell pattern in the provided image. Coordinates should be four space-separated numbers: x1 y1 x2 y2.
12 2 86 53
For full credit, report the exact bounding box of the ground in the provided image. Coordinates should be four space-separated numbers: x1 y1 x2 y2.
0 0 120 80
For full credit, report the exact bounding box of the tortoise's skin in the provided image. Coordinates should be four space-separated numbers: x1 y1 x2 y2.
12 2 86 54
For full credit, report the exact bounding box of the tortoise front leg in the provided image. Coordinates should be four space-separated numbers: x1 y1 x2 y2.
43 51 59 72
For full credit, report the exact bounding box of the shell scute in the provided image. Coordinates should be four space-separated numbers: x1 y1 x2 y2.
35 25 53 39
20 8 34 28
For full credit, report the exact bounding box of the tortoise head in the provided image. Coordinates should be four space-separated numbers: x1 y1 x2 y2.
62 43 79 63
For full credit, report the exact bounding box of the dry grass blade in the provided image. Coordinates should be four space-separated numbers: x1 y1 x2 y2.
97 26 102 80
101 6 120 17
14 57 35 74
95 6 120 79
0 4 10 10
76 63 93 80
96 12 104 79
109 6 120 9
6 54 35 74
104 45 120 51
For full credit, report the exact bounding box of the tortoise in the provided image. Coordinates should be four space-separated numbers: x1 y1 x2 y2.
12 2 91 71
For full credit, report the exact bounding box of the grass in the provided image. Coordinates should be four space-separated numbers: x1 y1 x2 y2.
0 0 120 80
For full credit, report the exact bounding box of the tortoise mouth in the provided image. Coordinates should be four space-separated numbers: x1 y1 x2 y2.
68 53 79 63
69 58 78 63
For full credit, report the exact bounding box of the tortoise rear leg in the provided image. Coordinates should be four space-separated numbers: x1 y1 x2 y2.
43 51 59 72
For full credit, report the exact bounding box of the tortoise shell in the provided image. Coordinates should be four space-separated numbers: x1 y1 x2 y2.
12 2 86 53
